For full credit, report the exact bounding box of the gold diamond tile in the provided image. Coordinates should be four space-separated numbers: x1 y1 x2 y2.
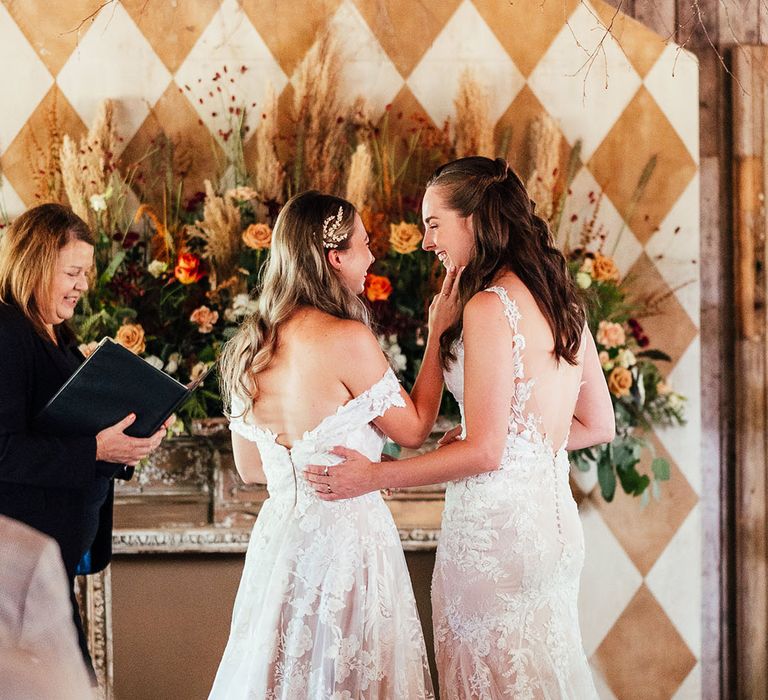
591 431 698 576
587 87 697 244
624 252 698 370
240 0 342 77
122 85 224 203
593 584 696 699
592 0 668 77
0 85 85 207
3 0 96 75
379 84 433 129
121 0 221 74
473 0 579 78
495 86 576 197
352 0 462 77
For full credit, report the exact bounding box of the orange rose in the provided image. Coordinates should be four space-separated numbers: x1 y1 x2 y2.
242 223 272 250
592 252 620 282
389 221 423 254
364 273 393 302
189 305 219 333
607 366 632 397
115 323 146 355
174 252 204 285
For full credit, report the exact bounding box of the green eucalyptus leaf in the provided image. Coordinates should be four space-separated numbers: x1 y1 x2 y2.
651 457 670 481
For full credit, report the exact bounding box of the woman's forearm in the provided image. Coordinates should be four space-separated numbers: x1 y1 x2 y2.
406 336 444 442
374 437 500 489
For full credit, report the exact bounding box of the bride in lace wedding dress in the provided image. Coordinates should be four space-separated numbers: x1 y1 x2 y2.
305 157 616 699
210 191 463 699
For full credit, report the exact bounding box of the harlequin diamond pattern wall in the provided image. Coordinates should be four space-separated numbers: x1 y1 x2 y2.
0 0 701 697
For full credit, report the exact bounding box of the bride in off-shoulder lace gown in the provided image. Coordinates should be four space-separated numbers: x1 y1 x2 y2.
432 286 598 699
209 367 434 699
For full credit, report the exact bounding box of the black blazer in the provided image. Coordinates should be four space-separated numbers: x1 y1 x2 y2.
0 303 127 577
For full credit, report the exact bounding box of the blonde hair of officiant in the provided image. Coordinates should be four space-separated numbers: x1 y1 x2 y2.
0 203 94 341
218 191 369 419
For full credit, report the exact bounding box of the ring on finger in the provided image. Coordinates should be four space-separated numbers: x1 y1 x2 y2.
326 485 332 494
323 466 329 477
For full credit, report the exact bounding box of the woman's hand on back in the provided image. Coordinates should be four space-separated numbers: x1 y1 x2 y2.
427 265 464 337
95 413 168 465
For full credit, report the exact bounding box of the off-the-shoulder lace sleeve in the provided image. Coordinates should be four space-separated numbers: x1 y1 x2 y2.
228 393 257 441
360 367 406 418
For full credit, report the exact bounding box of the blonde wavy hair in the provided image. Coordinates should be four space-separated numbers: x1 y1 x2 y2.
218 191 369 418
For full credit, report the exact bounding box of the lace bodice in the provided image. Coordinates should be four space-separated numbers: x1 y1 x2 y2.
212 367 434 698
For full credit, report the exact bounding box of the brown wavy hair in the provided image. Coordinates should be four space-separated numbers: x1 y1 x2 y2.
427 156 585 367
218 191 370 418
0 203 94 341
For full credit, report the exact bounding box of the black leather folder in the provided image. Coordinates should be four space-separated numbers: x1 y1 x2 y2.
36 337 211 438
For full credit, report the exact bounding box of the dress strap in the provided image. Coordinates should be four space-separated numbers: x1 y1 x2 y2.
484 286 522 335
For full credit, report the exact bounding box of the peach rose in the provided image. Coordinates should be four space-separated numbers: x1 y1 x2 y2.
389 221 423 254
608 366 633 397
190 305 219 333
364 273 393 302
592 252 620 282
242 223 272 250
174 252 204 285
596 320 626 349
78 341 99 358
115 323 146 355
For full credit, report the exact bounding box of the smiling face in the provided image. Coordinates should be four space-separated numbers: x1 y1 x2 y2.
329 213 375 294
421 185 475 268
40 239 94 328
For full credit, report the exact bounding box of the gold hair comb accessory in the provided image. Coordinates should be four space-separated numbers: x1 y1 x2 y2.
321 206 345 249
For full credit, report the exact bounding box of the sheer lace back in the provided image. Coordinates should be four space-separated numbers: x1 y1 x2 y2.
433 285 598 699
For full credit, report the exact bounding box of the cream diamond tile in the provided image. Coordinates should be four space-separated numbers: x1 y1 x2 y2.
647 506 702 657
0 176 25 220
673 663 702 699
644 44 700 163
0 2 53 154
655 337 702 494
56 1 171 154
527 2 641 160
645 171 701 326
578 500 643 656
407 0 524 126
557 166 643 275
174 0 288 149
322 0 404 117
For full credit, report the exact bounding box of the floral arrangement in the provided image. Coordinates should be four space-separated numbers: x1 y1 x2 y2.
2 32 685 502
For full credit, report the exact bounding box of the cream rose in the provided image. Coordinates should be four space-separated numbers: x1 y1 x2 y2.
78 341 99 358
115 323 146 355
596 320 625 349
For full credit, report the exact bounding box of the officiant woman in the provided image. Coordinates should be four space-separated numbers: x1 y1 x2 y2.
0 203 170 677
